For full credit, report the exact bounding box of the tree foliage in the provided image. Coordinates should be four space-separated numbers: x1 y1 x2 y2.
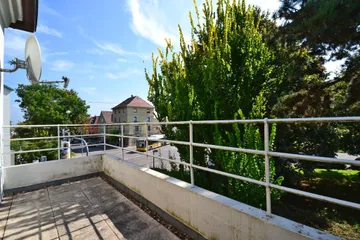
275 0 360 158
146 0 284 207
12 84 89 163
16 84 89 125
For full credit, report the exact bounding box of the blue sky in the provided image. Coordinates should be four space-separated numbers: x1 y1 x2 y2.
4 0 287 124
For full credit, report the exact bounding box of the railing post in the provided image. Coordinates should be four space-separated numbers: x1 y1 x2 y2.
103 125 106 153
121 124 124 160
57 125 60 160
189 120 194 186
264 118 271 216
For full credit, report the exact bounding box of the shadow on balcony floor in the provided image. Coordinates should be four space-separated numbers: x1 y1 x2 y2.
0 177 180 240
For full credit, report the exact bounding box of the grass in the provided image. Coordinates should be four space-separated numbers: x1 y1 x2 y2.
273 168 360 240
314 168 359 179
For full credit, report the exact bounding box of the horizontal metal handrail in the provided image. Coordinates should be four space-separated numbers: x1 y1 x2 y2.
105 133 123 137
60 134 103 138
4 147 59 154
192 142 265 155
268 151 360 166
156 138 190 146
9 136 59 141
4 116 360 129
267 116 360 123
269 184 360 209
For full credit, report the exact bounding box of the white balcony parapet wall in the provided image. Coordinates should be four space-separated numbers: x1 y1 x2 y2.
3 155 102 190
1 153 340 239
101 154 339 240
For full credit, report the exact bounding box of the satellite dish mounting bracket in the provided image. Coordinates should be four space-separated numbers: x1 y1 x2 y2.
0 58 27 73
40 76 70 88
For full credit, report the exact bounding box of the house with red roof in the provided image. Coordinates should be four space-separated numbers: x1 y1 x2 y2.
98 111 113 133
86 115 100 135
112 95 159 146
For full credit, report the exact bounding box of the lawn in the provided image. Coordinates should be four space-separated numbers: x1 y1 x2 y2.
273 168 360 240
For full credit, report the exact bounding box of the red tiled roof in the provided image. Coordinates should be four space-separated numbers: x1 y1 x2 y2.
100 111 113 123
112 95 153 109
88 116 99 124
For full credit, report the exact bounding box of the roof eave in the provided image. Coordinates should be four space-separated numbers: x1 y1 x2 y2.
9 0 38 32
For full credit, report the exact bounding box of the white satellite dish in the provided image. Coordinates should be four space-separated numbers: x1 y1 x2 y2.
25 34 42 84
0 34 42 85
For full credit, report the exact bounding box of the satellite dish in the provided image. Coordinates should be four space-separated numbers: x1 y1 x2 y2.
25 34 42 84
0 34 42 85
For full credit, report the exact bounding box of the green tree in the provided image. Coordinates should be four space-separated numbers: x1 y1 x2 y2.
16 84 89 124
12 84 89 163
146 0 284 207
275 0 360 158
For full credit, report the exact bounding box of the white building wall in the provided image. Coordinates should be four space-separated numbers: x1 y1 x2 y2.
3 86 12 166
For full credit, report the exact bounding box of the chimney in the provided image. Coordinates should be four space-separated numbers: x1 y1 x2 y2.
131 95 133 97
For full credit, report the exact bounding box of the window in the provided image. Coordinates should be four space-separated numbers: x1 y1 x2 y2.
148 126 150 132
146 116 150 122
114 117 116 122
133 116 137 122
123 108 125 113
133 108 137 113
135 126 140 131
146 109 151 113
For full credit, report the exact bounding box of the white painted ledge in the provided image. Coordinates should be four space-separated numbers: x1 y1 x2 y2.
3 155 102 190
1 154 340 239
102 154 340 240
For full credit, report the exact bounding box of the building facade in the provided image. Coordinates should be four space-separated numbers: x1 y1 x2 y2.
98 111 112 134
112 95 159 146
86 115 99 135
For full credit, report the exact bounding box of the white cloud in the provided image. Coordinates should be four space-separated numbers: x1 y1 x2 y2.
127 0 178 47
94 41 140 57
105 69 142 80
49 52 68 56
42 51 68 63
49 60 75 72
86 48 105 55
4 31 26 57
37 24 62 38
126 0 281 49
247 0 281 13
40 3 62 17
81 87 97 95
117 58 127 63
93 41 151 60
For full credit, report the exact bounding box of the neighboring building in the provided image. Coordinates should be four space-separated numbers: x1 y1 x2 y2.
86 115 99 135
98 111 112 133
112 95 159 146
1 0 38 167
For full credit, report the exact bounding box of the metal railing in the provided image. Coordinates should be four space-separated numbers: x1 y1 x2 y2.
2 116 360 216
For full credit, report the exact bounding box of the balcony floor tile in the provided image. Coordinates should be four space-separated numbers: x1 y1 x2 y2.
1 177 180 240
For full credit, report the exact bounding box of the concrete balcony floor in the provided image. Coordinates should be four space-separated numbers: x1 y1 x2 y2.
0 177 180 240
